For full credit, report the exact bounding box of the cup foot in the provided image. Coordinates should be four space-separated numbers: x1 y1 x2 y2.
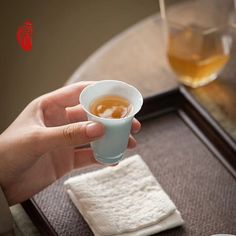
94 153 124 165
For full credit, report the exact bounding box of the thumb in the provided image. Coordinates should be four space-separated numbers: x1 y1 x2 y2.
43 121 104 151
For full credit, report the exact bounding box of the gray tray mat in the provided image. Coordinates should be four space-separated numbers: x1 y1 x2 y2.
33 113 236 236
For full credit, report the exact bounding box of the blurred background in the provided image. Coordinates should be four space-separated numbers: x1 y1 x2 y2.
0 0 177 132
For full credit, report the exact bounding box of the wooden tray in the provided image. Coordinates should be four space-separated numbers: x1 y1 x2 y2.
22 87 236 236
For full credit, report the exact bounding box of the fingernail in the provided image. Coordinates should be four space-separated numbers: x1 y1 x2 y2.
86 122 104 138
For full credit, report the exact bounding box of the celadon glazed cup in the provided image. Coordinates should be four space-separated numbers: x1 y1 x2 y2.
80 80 143 165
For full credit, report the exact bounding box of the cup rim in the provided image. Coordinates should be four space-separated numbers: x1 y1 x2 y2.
79 80 143 121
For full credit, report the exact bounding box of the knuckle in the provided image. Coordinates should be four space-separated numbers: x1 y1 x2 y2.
63 124 79 143
30 96 45 109
38 96 51 111
32 94 52 113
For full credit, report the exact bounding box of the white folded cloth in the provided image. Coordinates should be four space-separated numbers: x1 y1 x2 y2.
64 154 184 236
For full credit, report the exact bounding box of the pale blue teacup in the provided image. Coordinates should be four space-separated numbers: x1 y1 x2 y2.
80 80 143 165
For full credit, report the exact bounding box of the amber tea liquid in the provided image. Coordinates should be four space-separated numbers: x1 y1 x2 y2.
90 95 132 119
167 26 230 88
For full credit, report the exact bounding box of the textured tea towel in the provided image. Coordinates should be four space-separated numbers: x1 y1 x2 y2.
64 155 184 236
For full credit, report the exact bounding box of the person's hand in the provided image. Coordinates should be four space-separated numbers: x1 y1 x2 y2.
0 81 141 205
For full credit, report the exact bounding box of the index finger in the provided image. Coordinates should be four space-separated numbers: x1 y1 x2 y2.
44 81 95 108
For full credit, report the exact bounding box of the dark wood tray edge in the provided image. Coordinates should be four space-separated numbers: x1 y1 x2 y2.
22 87 236 236
180 86 236 154
22 199 57 236
179 86 236 177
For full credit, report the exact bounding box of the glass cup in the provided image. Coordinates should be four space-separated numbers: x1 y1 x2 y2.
160 0 233 88
80 80 143 165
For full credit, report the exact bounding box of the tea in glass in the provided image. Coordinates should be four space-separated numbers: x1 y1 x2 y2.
167 25 231 88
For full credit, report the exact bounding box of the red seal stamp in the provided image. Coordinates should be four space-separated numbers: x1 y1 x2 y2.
16 20 33 52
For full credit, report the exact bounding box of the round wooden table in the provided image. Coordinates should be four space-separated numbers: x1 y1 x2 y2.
66 14 178 97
